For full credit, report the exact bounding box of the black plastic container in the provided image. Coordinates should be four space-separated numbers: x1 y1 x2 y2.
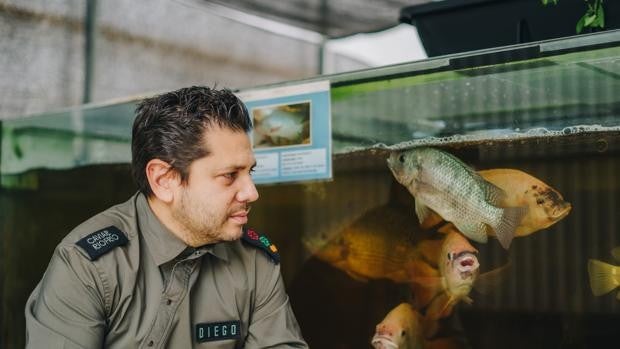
400 0 620 56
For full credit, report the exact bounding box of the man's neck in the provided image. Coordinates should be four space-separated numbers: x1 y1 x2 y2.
146 196 192 246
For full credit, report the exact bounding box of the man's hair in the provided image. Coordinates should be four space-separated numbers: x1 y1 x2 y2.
131 86 252 196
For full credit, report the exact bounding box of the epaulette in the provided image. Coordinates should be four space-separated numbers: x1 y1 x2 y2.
76 226 129 261
241 228 280 264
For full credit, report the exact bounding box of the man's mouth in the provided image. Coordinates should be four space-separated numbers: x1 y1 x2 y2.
229 206 251 224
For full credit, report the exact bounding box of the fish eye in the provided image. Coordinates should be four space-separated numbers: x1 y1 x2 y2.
398 154 405 163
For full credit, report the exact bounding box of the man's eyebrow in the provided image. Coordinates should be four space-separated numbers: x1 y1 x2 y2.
217 162 257 172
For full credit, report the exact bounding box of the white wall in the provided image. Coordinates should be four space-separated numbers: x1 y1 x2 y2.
0 0 321 119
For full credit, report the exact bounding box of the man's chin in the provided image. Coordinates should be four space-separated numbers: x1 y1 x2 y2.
220 225 244 241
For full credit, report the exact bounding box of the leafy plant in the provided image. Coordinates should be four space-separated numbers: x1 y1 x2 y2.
541 0 605 33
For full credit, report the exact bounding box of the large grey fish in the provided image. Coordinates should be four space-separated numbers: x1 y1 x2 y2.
387 147 526 249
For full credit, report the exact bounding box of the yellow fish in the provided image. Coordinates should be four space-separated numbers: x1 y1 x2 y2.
372 303 425 349
411 225 507 320
421 168 571 238
588 247 620 300
304 205 423 283
478 169 571 237
372 303 465 349
388 148 526 249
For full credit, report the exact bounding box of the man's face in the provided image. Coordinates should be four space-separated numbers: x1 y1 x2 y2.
171 125 259 246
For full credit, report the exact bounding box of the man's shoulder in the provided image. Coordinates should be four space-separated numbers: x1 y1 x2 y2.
222 229 283 290
238 228 280 264
58 194 139 262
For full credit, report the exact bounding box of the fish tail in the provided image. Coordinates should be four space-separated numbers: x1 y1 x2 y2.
588 259 620 296
493 206 527 249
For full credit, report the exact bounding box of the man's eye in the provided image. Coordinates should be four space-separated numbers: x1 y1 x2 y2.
223 172 237 180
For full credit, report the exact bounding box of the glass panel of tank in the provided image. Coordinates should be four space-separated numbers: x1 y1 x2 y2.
1 31 620 348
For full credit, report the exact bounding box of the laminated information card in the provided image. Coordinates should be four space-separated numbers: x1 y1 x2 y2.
238 80 332 184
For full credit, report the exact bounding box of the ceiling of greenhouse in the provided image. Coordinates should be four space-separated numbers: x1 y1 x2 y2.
204 0 432 38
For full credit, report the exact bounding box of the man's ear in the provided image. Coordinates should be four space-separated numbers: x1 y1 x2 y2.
145 159 179 203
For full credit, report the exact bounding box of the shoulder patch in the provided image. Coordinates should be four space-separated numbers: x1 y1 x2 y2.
76 226 128 261
241 228 280 264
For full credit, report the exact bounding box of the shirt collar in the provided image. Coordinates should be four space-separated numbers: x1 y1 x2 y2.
136 193 229 265
179 243 229 263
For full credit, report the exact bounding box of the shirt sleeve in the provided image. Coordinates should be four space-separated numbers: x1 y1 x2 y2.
25 245 107 349
244 254 308 349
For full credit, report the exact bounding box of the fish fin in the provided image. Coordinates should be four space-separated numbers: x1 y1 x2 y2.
425 293 455 320
454 221 488 243
474 261 511 295
484 181 508 207
420 211 444 230
468 167 507 205
612 246 620 262
458 158 483 178
492 206 527 249
463 296 474 305
588 259 620 296
415 200 433 225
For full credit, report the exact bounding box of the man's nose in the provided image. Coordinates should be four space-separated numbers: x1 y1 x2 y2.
237 177 259 203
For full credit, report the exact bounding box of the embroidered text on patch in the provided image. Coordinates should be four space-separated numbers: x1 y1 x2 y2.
195 321 241 342
76 226 128 260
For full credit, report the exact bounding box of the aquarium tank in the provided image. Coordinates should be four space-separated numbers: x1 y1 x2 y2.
2 30 620 348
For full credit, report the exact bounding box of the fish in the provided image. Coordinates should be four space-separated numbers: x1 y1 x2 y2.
303 205 423 283
477 169 571 237
588 247 620 300
387 147 527 249
421 168 571 237
411 226 507 320
372 303 425 349
371 303 465 349
253 107 309 146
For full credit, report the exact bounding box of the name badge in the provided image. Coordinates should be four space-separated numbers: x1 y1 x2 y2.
195 321 241 343
76 226 128 260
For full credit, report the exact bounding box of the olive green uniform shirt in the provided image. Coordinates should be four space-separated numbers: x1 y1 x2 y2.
25 193 308 348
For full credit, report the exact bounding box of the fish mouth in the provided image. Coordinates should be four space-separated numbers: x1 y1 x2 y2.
371 336 398 349
453 251 479 276
550 202 572 220
386 152 404 170
536 188 572 219
386 155 399 175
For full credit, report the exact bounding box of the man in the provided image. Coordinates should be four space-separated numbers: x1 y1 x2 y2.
25 86 308 348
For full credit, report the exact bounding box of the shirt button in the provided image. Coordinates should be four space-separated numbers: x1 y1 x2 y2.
147 340 154 346
166 299 172 305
